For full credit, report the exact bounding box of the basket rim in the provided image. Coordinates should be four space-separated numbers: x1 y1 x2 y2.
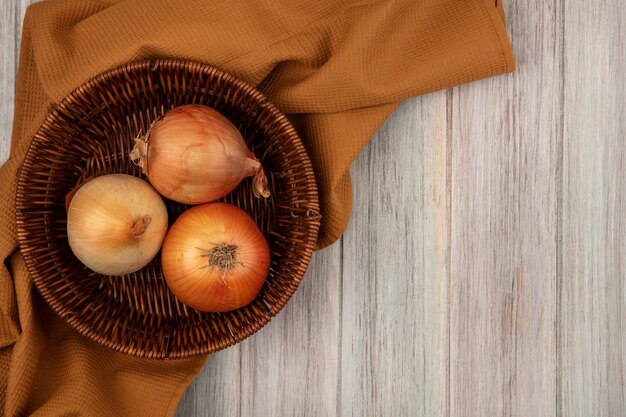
15 58 320 359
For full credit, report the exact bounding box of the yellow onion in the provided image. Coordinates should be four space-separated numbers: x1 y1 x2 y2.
66 174 168 276
161 203 270 312
130 105 270 204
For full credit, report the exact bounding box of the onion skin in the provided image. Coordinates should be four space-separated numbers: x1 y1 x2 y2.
66 174 168 276
161 203 270 312
130 105 270 204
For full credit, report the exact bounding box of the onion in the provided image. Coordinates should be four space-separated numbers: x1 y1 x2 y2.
130 105 270 204
66 174 168 276
161 203 270 312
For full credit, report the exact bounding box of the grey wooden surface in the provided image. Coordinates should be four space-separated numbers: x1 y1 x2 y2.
1 1 625 416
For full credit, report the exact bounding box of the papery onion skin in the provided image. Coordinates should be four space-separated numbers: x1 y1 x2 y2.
130 105 270 204
161 203 270 312
66 174 168 276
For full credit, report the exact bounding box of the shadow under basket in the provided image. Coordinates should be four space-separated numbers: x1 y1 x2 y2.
15 59 321 359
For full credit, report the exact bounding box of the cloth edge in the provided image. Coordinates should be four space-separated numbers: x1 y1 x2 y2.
481 0 516 72
162 357 208 417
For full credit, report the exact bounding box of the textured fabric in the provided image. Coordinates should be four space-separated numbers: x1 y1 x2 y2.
0 0 514 415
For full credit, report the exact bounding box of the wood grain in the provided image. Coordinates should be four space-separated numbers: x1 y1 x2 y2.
239 244 342 417
341 94 449 417
560 1 626 416
0 0 17 164
1 1 626 417
449 0 560 416
175 347 241 417
1 0 34 164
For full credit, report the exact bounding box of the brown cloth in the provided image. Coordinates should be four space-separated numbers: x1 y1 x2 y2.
0 0 514 415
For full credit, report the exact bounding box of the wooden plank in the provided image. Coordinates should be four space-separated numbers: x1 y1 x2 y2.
0 0 17 164
340 94 449 417
238 245 342 417
449 1 560 416
560 1 626 416
175 347 241 417
1 0 36 163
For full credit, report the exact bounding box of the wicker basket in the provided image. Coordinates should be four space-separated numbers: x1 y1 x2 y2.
15 59 320 359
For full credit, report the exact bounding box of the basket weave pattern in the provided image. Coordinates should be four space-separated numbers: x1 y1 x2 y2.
15 59 320 359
